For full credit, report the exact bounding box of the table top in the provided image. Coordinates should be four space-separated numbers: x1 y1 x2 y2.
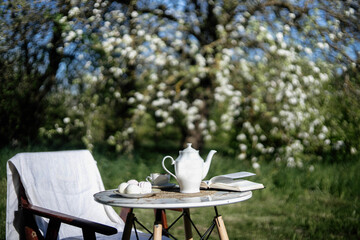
94 189 252 209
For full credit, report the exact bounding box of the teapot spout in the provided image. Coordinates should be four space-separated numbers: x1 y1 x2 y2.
202 150 217 179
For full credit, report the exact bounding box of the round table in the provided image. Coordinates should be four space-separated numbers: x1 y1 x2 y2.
94 189 252 240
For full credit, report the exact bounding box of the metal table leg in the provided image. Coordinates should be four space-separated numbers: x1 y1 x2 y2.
183 208 193 240
122 208 134 240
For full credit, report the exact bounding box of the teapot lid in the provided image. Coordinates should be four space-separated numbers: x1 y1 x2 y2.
181 143 198 153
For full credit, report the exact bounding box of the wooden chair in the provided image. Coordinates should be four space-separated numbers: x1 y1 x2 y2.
19 179 117 240
6 150 150 240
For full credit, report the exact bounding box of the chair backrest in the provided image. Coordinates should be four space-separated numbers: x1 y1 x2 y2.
6 150 124 239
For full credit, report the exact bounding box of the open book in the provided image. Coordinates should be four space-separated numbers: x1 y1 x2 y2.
200 172 264 192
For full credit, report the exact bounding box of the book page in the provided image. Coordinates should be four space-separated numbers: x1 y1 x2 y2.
208 176 231 185
220 172 256 179
208 171 256 185
225 179 264 191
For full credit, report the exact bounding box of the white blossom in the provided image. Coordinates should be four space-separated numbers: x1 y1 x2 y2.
69 7 80 17
252 162 260 169
238 153 246 160
63 117 71 124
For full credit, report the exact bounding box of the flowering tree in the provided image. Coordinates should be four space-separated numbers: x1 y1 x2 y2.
2 0 359 166
42 0 360 158
117 0 358 166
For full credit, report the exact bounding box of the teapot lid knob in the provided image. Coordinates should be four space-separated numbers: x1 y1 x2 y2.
182 143 198 153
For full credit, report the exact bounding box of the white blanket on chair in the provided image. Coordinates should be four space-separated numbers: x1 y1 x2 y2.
6 150 151 240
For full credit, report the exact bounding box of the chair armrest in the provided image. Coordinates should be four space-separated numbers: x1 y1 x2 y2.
21 202 117 236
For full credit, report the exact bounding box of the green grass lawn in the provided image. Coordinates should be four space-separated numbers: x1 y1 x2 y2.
1 147 359 239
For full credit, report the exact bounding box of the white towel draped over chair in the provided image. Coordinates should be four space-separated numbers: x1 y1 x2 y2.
6 150 152 240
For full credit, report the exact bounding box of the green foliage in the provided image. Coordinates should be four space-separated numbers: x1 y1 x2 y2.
0 0 73 147
320 70 360 162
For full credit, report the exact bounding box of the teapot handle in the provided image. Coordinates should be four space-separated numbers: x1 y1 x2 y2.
162 156 177 181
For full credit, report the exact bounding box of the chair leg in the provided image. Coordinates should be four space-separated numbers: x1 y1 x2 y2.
24 226 41 240
23 208 44 240
82 229 96 240
120 207 131 222
22 210 47 240
44 219 61 240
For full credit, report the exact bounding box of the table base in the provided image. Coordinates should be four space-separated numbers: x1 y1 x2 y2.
121 207 229 240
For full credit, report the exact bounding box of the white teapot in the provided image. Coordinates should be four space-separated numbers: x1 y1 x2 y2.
162 143 217 193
